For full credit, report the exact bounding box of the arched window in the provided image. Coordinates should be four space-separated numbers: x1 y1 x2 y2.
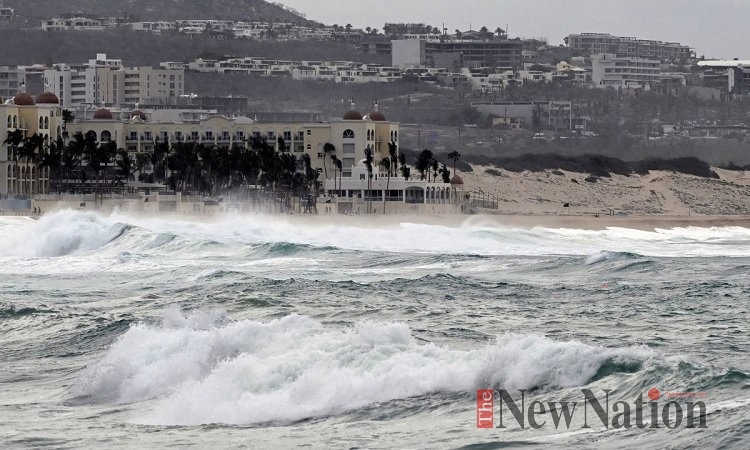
44 117 49 129
39 117 44 129
86 130 97 141
343 129 355 139
100 130 112 142
394 130 398 141
7 115 11 128
13 115 17 128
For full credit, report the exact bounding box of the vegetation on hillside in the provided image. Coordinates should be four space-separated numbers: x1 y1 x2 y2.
6 0 312 23
0 29 383 67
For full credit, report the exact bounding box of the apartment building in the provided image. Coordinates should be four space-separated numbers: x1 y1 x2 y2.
566 33 693 63
591 53 660 89
44 54 184 109
392 39 523 69
0 66 25 99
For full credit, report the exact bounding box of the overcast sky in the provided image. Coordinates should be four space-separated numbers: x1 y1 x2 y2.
278 0 745 59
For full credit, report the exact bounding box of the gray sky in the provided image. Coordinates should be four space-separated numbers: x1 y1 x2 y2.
278 0 745 59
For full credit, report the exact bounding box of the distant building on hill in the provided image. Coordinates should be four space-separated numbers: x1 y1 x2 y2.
392 39 523 70
0 66 25 99
591 53 660 89
43 53 184 110
566 33 693 63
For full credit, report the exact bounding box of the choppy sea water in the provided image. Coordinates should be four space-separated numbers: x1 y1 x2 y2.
1 210 749 449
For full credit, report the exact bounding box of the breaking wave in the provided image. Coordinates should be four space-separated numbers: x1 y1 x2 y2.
2 210 750 260
72 310 653 425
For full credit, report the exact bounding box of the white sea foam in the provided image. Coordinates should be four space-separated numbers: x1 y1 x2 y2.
72 311 654 425
1 210 750 259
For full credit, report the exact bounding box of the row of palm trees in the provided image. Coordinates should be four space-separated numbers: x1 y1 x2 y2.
4 131 322 198
5 130 464 206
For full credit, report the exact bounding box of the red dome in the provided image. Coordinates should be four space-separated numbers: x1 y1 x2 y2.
13 93 35 106
450 175 464 185
369 111 386 121
93 108 113 120
342 110 363 120
130 110 147 120
35 92 59 104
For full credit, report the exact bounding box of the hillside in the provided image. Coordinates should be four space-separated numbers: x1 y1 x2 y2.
6 0 314 23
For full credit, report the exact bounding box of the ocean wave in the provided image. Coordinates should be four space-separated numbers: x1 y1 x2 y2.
2 211 750 259
71 310 654 426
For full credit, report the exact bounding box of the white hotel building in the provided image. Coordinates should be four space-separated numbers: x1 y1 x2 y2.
591 53 660 89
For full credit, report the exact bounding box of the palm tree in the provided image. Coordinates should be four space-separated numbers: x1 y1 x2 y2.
4 129 24 162
495 27 505 38
398 153 410 180
364 146 374 213
439 163 451 183
416 149 433 181
430 158 439 183
379 157 390 213
40 141 62 193
388 140 398 176
323 142 335 179
448 151 461 177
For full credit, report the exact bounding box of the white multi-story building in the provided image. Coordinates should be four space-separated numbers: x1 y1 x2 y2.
566 33 693 63
44 54 184 109
41 17 105 31
0 66 25 99
67 106 400 181
591 53 660 89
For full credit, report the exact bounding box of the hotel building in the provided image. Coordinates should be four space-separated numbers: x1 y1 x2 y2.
0 92 64 197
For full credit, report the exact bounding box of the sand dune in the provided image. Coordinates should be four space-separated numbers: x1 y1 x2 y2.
460 166 750 217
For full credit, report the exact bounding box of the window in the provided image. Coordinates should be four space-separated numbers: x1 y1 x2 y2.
205 131 214 140
175 131 183 141
343 129 355 139
283 130 292 141
343 143 355 154
39 117 44 129
307 129 312 136
144 131 153 140
192 131 199 141
6 115 10 128
129 131 138 140
100 130 112 142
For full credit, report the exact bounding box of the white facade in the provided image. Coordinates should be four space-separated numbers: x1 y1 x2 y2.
0 66 25 99
591 53 660 89
44 54 184 109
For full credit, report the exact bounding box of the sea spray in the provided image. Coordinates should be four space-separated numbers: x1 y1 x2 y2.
72 310 654 425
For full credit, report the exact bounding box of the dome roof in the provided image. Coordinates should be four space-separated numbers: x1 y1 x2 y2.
369 111 386 121
93 108 113 120
35 91 59 104
130 109 147 120
450 175 464 185
13 93 35 106
342 110 363 120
